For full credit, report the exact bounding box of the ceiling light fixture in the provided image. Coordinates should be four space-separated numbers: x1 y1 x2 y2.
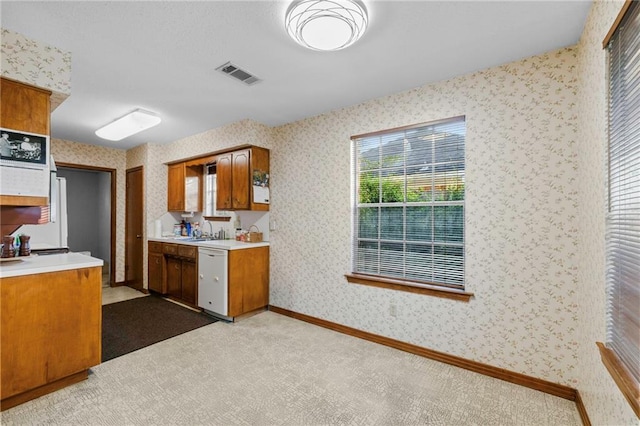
95 109 161 141
285 0 368 52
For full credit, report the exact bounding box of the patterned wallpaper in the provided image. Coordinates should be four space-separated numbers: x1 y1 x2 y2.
575 0 637 424
270 47 581 386
34 4 636 420
1 28 71 110
51 138 127 282
129 120 274 289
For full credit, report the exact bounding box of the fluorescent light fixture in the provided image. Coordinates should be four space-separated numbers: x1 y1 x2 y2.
95 109 161 141
285 0 368 51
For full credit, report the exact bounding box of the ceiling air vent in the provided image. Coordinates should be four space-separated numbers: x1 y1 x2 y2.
216 61 261 86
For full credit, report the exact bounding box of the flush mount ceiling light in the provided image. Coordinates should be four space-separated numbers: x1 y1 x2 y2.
95 109 161 141
285 0 368 51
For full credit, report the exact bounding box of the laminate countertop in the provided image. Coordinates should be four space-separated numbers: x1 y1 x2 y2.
0 252 103 279
148 237 269 250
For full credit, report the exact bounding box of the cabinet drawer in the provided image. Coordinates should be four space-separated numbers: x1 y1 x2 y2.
178 245 197 259
162 243 178 255
148 241 163 253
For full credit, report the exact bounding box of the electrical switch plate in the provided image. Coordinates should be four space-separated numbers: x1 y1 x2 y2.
270 220 276 231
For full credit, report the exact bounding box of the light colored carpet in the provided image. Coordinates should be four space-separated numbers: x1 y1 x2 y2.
0 311 581 425
101 285 148 305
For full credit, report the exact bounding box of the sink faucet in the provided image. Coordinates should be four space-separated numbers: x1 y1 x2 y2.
205 220 213 238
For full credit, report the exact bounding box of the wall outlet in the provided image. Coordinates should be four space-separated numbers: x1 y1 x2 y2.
389 303 397 318
269 220 276 231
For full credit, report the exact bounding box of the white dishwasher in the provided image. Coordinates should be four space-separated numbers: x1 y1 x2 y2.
198 247 228 317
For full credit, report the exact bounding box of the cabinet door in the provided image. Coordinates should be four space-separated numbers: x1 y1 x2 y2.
148 252 165 294
167 163 185 211
0 78 50 136
231 150 250 209
1 267 101 399
228 247 269 316
166 256 182 299
181 260 197 306
216 153 232 210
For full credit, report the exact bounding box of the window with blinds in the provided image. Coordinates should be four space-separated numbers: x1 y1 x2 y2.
606 0 640 390
351 116 465 288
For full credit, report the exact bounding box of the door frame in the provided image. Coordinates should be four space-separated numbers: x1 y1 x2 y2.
57 162 117 286
125 166 144 291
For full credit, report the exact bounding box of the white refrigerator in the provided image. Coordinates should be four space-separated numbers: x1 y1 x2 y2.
13 177 68 251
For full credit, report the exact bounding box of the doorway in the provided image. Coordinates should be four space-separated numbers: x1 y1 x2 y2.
57 163 116 287
125 166 144 291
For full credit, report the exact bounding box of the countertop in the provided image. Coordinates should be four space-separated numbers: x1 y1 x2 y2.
0 252 104 279
148 237 270 250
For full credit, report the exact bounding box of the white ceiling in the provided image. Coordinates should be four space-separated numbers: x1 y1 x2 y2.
1 1 591 150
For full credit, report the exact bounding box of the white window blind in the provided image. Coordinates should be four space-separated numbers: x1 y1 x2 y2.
351 116 465 288
606 0 640 385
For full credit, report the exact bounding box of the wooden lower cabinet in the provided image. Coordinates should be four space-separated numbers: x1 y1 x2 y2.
228 246 269 317
148 242 165 293
166 256 182 299
147 241 269 315
1 267 101 410
149 241 197 307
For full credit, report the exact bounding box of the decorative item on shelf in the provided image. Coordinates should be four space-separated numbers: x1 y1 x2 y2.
246 225 263 243
1 235 16 258
18 234 30 256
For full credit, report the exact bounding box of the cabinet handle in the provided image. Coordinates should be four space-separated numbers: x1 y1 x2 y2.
199 274 204 279
156 259 160 264
215 276 219 282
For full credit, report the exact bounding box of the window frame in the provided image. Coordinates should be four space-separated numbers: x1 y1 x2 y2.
347 116 472 301
598 0 640 418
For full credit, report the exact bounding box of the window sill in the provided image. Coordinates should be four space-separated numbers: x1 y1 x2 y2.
345 273 473 302
596 342 640 418
203 216 231 222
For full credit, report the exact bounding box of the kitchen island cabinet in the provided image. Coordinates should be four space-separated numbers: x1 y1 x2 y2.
0 253 102 411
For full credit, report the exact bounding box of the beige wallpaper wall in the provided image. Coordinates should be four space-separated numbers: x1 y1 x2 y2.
45 2 636 420
575 0 637 424
51 138 127 282
269 47 581 387
131 119 274 289
1 28 71 110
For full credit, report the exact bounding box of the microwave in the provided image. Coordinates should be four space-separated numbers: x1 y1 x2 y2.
0 128 49 170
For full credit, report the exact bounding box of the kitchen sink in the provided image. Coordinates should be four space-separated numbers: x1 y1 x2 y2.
173 236 217 242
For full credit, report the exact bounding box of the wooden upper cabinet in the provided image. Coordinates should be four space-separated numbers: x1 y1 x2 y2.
0 78 51 135
216 147 269 211
231 149 250 210
167 162 203 212
216 153 233 210
0 78 52 210
167 163 186 211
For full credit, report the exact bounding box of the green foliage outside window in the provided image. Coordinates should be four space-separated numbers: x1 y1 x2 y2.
358 169 464 204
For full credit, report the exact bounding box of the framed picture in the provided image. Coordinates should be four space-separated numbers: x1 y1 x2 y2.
0 128 49 168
